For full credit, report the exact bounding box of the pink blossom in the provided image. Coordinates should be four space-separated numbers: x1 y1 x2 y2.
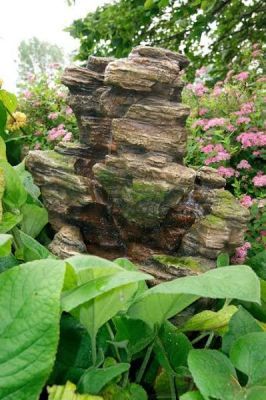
213 86 222 96
253 150 261 156
201 144 214 153
252 43 260 50
192 119 208 129
217 166 235 178
261 231 266 237
57 91 67 99
231 242 251 264
252 50 261 57
186 83 194 90
34 130 42 136
194 83 208 97
240 195 253 208
62 132 72 141
203 117 227 131
235 102 255 116
195 67 207 77
48 112 59 120
237 131 266 148
198 108 208 116
237 160 251 170
252 173 266 187
47 124 67 141
23 89 32 99
226 124 236 132
236 116 251 125
65 106 73 115
235 71 249 81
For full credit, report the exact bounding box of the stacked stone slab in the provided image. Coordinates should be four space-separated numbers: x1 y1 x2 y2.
26 46 250 281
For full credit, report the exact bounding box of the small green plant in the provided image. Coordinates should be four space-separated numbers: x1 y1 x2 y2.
18 64 78 151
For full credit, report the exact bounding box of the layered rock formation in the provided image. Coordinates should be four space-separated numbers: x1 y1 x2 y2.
26 46 249 281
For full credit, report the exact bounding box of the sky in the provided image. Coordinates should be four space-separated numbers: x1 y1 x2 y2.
0 0 109 91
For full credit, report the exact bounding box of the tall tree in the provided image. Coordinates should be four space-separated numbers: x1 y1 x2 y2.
17 37 65 81
68 0 265 80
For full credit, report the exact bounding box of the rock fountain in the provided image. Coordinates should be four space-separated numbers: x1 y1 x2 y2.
26 46 249 282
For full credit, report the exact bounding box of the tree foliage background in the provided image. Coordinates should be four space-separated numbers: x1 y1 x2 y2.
67 0 265 80
18 37 65 81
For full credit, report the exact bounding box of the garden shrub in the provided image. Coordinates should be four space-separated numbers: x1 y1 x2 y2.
18 63 78 151
183 43 266 256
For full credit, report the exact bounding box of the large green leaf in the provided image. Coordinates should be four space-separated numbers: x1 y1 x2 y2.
154 322 192 375
0 89 17 113
0 160 27 210
14 161 41 203
63 255 152 348
0 233 12 257
179 305 237 334
15 229 55 261
78 363 130 394
128 266 260 328
21 203 48 238
188 349 241 400
222 307 263 354
114 316 155 358
230 332 266 386
0 259 66 400
48 381 103 400
0 211 23 233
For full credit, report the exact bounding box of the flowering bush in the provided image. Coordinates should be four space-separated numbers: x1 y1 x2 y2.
18 64 78 151
183 43 266 257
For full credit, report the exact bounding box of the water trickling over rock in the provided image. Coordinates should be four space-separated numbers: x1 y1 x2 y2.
26 46 249 282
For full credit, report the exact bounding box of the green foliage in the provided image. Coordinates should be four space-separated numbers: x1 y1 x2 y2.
183 42 266 256
18 65 78 151
0 259 66 400
68 0 265 80
0 250 263 399
18 37 65 81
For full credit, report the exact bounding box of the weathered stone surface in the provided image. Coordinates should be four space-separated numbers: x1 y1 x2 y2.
195 166 226 188
48 225 87 258
27 46 250 279
105 46 183 93
93 153 196 227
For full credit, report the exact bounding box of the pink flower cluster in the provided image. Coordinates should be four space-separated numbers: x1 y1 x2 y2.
186 82 208 97
236 116 251 125
217 166 235 178
198 108 208 116
231 242 251 264
240 195 253 208
235 102 255 116
203 118 227 131
237 160 251 170
201 144 231 166
236 131 266 148
47 124 72 142
235 71 249 81
252 172 266 187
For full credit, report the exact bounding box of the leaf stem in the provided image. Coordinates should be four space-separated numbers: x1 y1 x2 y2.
91 333 97 366
106 321 121 362
169 375 176 400
136 342 154 383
